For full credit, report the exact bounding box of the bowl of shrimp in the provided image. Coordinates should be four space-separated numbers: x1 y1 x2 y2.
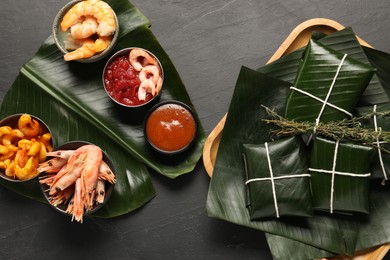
52 0 119 63
38 141 116 223
102 47 164 109
0 113 53 182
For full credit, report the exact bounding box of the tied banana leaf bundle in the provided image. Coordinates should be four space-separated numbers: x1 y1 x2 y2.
310 138 372 214
243 137 312 219
285 39 375 123
206 26 390 259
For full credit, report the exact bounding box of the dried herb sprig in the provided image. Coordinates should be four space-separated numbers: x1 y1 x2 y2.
261 105 390 152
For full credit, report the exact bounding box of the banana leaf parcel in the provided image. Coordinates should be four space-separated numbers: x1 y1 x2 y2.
285 39 375 123
310 137 372 214
206 27 390 258
243 137 312 219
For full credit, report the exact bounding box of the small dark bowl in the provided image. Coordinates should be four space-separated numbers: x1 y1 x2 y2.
102 47 164 110
0 113 53 182
52 0 119 63
39 141 115 220
144 100 198 155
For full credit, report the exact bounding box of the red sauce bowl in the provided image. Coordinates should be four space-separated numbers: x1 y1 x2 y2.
103 47 164 108
144 101 198 155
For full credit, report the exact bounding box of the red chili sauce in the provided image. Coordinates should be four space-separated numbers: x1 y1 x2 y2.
145 103 197 153
104 54 154 106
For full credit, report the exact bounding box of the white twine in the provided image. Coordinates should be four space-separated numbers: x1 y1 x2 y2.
309 140 371 213
245 142 311 218
290 54 350 144
373 105 388 181
289 87 352 118
245 174 311 184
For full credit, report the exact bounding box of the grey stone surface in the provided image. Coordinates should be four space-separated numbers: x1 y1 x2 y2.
0 0 389 259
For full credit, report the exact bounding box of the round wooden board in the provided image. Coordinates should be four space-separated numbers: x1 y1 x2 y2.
202 18 389 260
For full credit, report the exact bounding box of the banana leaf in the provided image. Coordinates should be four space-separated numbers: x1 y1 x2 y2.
259 28 389 107
310 137 372 214
243 137 312 219
0 0 205 217
285 40 375 122
206 29 390 258
206 66 361 256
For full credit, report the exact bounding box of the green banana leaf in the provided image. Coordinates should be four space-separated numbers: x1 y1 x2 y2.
285 40 374 122
206 66 361 256
0 0 205 217
243 137 312 219
259 28 389 107
310 137 372 214
206 29 390 258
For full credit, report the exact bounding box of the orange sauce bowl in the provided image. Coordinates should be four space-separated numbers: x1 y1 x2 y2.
144 101 197 155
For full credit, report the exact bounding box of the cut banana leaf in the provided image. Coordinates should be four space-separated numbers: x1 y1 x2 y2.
0 0 205 217
265 233 336 260
285 40 374 122
206 66 360 256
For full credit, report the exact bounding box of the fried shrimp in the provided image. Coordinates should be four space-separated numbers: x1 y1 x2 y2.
18 114 40 137
0 114 52 180
60 0 116 37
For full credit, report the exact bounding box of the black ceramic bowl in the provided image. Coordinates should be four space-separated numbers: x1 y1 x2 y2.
102 47 164 110
144 100 198 155
52 0 119 63
39 141 115 221
0 113 53 182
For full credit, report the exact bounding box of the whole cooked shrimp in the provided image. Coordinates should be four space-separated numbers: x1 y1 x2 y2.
60 0 116 37
49 152 87 195
72 178 84 222
64 36 112 61
79 145 102 210
70 16 98 39
129 48 157 71
38 157 67 174
50 185 74 207
98 160 116 184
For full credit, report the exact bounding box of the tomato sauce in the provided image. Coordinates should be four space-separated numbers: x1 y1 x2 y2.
145 103 197 153
104 54 154 106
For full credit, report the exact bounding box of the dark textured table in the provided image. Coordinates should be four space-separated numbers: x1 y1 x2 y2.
1 1 390 259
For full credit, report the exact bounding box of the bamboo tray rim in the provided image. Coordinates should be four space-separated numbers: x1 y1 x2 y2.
202 17 390 260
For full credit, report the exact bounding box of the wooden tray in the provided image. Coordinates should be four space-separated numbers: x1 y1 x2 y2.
202 18 390 260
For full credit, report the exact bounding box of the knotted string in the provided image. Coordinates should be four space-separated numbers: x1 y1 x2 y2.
309 140 371 213
245 142 310 218
290 54 351 144
372 105 388 182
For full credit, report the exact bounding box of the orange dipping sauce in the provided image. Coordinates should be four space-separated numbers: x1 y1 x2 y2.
145 102 197 154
